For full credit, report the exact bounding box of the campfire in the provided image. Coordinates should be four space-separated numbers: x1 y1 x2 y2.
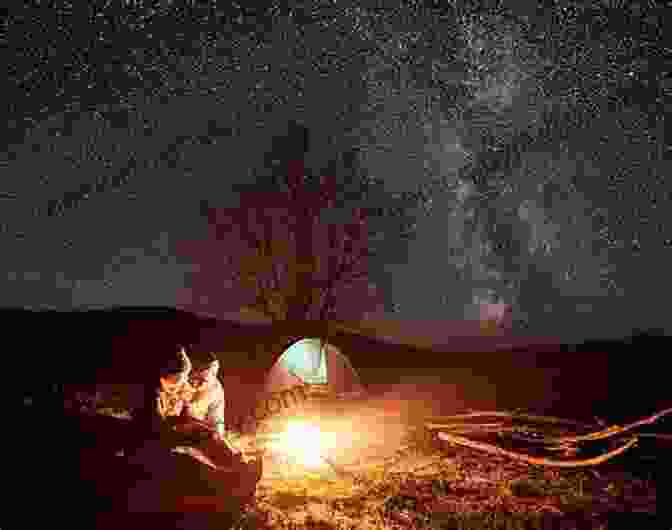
265 419 339 472
253 408 410 486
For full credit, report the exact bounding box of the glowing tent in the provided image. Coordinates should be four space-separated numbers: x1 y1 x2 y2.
263 338 364 398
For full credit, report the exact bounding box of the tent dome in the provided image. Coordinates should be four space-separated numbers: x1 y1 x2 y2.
264 338 364 398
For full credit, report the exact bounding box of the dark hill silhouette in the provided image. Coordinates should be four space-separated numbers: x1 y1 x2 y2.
8 305 669 427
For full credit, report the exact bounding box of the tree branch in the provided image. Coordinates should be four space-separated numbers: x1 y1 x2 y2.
428 407 672 467
437 432 639 468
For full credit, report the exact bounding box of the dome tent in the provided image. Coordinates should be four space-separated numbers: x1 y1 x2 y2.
263 338 364 398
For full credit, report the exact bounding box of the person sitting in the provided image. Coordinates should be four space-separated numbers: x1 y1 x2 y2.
184 351 226 439
135 346 247 466
133 346 207 447
125 347 260 511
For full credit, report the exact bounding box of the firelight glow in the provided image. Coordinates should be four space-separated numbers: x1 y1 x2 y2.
269 420 330 469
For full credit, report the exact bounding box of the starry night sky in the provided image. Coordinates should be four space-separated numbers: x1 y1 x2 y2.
2 3 669 343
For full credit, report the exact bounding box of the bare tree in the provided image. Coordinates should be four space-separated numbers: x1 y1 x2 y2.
190 122 423 352
202 170 373 329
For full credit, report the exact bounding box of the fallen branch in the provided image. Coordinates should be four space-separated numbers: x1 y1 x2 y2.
426 424 522 436
426 408 672 467
427 407 672 441
493 407 672 445
437 432 639 467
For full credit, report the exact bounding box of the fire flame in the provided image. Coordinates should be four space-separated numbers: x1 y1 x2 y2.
268 420 331 469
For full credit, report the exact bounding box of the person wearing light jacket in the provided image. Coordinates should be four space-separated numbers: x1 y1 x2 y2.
185 351 226 439
134 346 204 446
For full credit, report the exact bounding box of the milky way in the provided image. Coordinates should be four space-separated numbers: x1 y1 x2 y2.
2 3 669 340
